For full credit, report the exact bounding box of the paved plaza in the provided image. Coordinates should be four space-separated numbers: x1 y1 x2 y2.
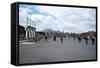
19 38 96 64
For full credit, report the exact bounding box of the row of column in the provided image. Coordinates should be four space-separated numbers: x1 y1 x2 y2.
26 17 36 40
27 17 36 27
25 29 36 40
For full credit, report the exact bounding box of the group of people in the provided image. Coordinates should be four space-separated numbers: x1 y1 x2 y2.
44 35 64 43
76 36 96 45
44 34 96 45
53 36 64 43
45 32 96 45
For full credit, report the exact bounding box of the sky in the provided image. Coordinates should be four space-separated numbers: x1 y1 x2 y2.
19 4 96 33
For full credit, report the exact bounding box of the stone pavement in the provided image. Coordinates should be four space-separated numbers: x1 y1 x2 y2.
19 38 96 64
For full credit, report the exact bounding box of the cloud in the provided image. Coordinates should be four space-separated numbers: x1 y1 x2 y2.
19 4 96 33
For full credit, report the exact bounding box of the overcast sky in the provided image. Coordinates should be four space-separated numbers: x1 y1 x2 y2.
19 4 96 33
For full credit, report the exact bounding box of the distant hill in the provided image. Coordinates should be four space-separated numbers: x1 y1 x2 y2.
41 28 62 33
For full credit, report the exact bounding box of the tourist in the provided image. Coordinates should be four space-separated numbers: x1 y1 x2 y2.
77 36 82 43
84 36 88 44
53 36 56 41
60 36 63 43
45 35 48 41
91 36 95 45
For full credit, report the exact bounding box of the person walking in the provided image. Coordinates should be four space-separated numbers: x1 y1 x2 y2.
77 36 82 43
84 36 88 44
53 36 56 41
45 35 48 41
60 36 63 43
91 36 95 45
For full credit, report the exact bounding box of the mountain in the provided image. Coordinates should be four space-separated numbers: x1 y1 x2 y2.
41 28 62 33
41 28 55 32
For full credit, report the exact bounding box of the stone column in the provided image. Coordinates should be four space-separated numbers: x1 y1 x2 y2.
32 30 34 38
27 17 28 27
25 29 28 39
29 29 31 38
33 31 36 38
30 30 32 38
